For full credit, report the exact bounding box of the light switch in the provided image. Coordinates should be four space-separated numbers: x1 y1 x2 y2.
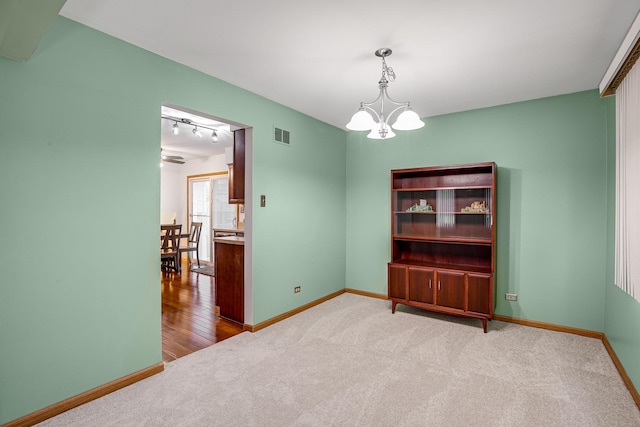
260 195 266 207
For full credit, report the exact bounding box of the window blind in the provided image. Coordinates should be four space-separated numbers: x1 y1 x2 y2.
615 60 640 302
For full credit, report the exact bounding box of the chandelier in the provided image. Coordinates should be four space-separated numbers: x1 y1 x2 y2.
347 48 425 139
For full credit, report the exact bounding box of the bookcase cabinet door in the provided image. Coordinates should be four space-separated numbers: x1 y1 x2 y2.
435 270 465 310
467 273 492 315
388 264 407 300
408 267 435 304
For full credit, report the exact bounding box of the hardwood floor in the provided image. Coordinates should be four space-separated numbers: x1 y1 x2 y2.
161 260 243 363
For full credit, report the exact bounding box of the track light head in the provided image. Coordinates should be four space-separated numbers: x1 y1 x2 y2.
211 129 218 143
192 126 202 138
172 122 179 135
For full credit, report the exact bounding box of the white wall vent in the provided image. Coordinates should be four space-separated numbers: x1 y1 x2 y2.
274 126 291 145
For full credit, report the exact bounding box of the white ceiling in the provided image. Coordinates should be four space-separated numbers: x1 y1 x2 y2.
61 0 640 132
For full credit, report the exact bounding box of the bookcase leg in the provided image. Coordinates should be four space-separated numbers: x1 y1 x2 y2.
391 301 397 314
482 318 488 333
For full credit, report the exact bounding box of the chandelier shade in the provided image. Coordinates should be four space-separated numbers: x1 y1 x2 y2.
347 48 425 139
346 109 376 131
367 123 396 140
392 109 425 131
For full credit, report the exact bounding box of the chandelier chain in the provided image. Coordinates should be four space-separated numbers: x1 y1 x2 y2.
382 56 396 82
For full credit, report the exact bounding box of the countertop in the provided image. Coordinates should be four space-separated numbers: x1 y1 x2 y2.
213 227 244 234
213 236 245 246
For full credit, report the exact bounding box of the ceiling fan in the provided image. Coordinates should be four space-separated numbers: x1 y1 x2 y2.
161 149 185 165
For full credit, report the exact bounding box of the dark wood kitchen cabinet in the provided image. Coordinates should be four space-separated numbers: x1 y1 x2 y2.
388 162 496 332
229 128 245 204
214 238 244 324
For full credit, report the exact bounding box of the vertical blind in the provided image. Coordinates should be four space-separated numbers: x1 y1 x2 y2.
615 59 640 302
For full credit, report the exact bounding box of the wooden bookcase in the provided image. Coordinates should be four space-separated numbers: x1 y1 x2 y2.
388 162 496 332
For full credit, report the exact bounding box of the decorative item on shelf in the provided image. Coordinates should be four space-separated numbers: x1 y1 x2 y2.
461 201 488 213
407 199 433 212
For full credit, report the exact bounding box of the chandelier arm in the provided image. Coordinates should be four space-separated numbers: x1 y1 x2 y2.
361 89 384 109
361 105 382 123
387 105 411 122
381 87 410 107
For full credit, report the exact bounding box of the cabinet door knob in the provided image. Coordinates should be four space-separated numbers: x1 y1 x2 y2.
429 279 432 289
438 281 441 291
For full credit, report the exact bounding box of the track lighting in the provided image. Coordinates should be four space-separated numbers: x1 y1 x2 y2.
162 115 225 141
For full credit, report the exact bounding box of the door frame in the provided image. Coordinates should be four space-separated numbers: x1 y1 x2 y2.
161 102 254 326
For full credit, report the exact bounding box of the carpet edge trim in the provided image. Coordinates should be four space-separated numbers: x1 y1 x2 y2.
602 334 640 410
3 362 164 427
345 288 388 300
245 289 346 332
492 314 603 338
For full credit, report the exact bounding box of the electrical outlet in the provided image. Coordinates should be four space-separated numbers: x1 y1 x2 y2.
294 286 301 293
505 293 518 301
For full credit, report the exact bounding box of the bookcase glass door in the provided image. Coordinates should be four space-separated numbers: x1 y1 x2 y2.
394 188 492 241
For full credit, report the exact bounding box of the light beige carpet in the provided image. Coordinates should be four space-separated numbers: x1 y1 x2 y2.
38 293 640 426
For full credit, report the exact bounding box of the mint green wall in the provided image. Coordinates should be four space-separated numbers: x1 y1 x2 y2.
251 117 346 323
605 286 640 391
603 96 640 391
346 90 609 332
0 17 345 423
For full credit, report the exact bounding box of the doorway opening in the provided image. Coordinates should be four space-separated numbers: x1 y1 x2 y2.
160 103 252 362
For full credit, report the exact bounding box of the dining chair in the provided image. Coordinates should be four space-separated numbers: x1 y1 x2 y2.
179 222 202 272
161 224 182 273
